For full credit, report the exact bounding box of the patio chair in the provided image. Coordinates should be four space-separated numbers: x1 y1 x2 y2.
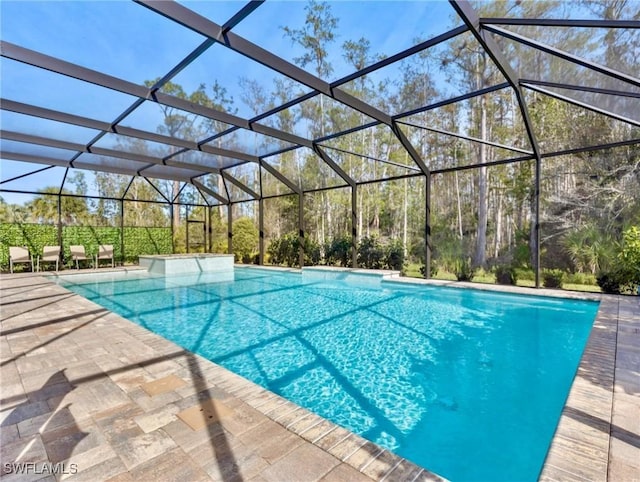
37 245 61 272
95 244 114 268
70 245 90 269
9 246 34 273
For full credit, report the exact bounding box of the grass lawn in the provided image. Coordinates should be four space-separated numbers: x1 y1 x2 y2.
402 263 601 294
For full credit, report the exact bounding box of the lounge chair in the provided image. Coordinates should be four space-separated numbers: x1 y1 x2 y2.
9 246 33 273
70 245 90 269
37 245 61 272
95 244 114 268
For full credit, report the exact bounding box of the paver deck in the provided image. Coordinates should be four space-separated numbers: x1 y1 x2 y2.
1 269 638 481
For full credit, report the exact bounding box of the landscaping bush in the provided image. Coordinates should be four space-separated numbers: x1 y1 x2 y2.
542 269 564 289
495 265 517 285
512 229 532 268
454 258 475 282
565 272 597 285
267 233 298 267
515 268 535 281
303 237 321 266
267 237 283 265
266 233 320 267
232 217 258 263
325 235 352 267
596 269 629 294
620 225 640 293
385 239 405 271
357 236 384 269
596 226 640 295
419 259 438 278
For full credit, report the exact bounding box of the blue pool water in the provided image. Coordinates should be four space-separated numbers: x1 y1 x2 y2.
58 267 598 481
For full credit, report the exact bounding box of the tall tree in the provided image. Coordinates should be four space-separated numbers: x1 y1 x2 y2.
26 187 90 225
282 0 338 138
282 1 340 248
142 80 216 239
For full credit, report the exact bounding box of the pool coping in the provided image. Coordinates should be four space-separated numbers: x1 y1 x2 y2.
2 266 638 480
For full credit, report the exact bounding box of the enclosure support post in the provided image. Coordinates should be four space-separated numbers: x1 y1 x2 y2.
259 198 264 265
185 206 190 254
170 203 175 254
120 199 124 266
534 156 541 288
298 193 304 268
425 173 432 279
207 206 212 253
351 185 358 268
227 203 233 257
57 195 62 262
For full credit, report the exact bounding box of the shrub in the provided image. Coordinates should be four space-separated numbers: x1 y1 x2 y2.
431 235 470 274
542 269 564 289
515 268 535 281
303 237 321 266
565 272 597 286
595 226 640 295
513 229 532 268
385 239 405 271
357 236 384 269
596 270 626 294
268 232 298 267
266 233 320 267
495 265 517 285
454 258 475 282
562 225 617 274
325 235 352 267
597 267 637 295
267 237 284 265
419 259 438 278
620 226 640 292
232 217 258 263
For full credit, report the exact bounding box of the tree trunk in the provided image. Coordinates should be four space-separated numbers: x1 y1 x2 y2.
494 184 503 258
325 191 332 240
455 170 463 239
319 195 325 247
172 180 180 250
402 177 408 255
357 185 363 241
474 97 489 268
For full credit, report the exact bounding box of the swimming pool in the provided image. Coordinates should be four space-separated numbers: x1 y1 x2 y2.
58 267 598 481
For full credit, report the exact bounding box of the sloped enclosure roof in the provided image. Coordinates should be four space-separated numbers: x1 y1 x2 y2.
1 0 639 206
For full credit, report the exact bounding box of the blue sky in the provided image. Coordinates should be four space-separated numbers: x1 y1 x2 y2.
0 0 460 201
1 0 459 117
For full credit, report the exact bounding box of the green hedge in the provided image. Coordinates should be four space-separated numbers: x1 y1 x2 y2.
0 223 172 270
0 223 58 268
123 227 173 263
62 226 122 264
